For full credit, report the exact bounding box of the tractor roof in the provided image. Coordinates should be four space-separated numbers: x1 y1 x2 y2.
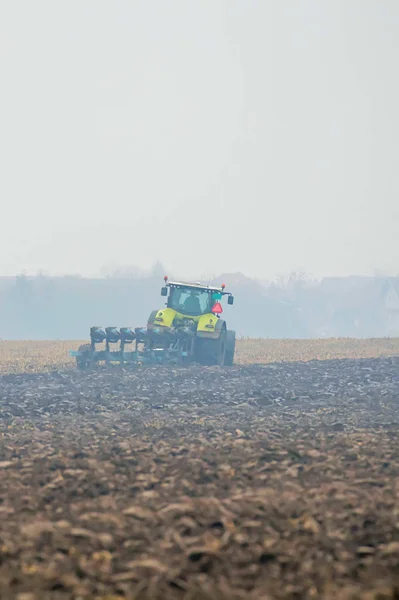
167 281 226 293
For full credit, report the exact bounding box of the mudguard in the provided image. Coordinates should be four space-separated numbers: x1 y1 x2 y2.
196 316 226 339
148 308 177 329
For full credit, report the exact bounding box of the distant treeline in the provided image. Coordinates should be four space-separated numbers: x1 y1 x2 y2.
0 273 307 340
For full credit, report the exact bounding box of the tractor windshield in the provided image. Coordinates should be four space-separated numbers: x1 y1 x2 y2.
168 287 213 316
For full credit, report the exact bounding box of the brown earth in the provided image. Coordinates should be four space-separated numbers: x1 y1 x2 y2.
1 341 399 599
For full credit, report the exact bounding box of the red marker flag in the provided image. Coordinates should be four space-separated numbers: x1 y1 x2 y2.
212 302 223 314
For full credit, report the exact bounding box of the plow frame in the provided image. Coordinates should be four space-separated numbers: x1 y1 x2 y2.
69 327 195 368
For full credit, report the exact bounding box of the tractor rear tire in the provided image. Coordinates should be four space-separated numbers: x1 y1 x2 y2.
195 331 227 366
76 343 91 370
225 330 236 366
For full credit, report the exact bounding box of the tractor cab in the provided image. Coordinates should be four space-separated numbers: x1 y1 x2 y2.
161 278 234 318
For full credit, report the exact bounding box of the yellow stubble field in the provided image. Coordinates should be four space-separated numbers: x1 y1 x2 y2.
0 337 399 374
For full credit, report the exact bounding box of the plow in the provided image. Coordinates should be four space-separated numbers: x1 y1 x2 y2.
70 277 236 369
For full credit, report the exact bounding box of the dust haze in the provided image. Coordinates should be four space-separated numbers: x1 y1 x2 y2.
2 5 399 597
1 0 398 280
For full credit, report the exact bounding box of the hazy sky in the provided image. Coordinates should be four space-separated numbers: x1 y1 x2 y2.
1 1 398 280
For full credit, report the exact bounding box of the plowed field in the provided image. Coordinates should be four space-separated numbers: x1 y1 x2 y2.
1 340 399 599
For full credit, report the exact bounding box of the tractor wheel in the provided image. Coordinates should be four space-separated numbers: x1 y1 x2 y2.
224 330 236 366
76 343 91 370
195 330 227 366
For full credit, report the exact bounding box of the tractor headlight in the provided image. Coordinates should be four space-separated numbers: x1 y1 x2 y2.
90 326 106 344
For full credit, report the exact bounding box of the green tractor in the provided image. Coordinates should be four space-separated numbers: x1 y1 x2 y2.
70 277 236 368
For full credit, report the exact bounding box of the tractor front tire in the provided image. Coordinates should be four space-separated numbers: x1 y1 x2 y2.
196 330 227 366
225 330 236 366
